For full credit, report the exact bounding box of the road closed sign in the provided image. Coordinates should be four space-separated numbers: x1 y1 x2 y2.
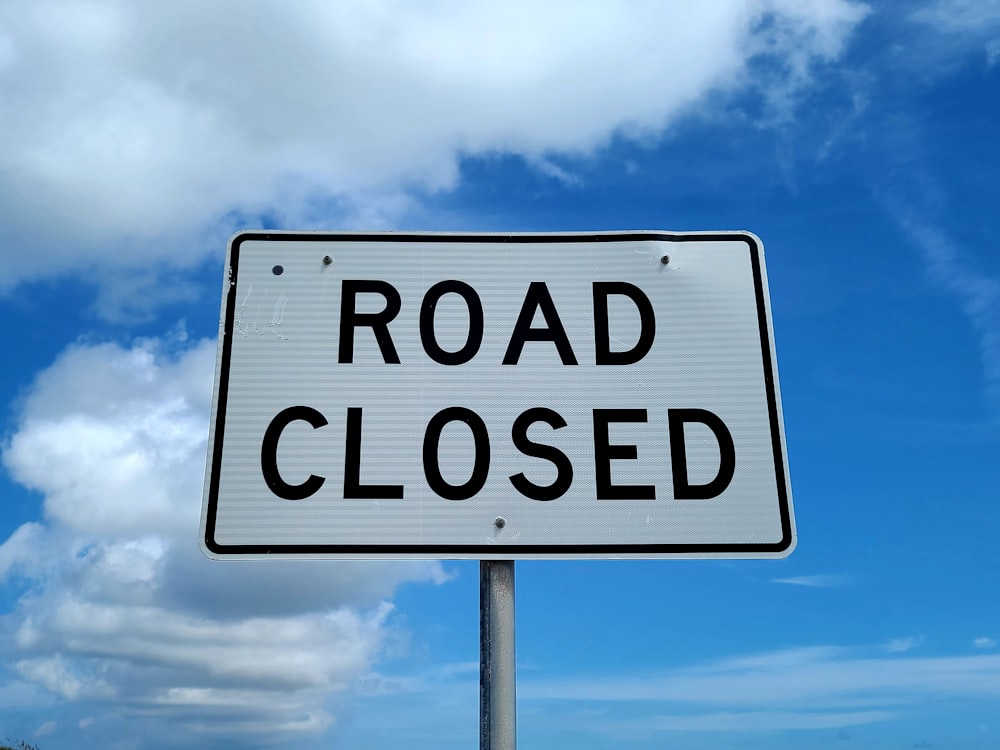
200 231 795 559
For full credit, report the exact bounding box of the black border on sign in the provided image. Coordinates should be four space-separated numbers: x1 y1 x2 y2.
203 231 793 557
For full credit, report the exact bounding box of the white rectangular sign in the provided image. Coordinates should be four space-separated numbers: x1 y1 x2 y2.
200 231 795 559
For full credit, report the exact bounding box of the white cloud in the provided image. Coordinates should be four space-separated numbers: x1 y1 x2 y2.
0 521 47 579
19 599 391 688
594 709 894 736
0 0 868 305
354 642 1000 743
974 636 997 649
0 334 448 746
771 574 848 587
911 0 1000 32
15 654 107 702
519 646 1000 706
886 636 922 653
910 0 1000 69
893 218 1000 418
988 38 1000 66
3 338 214 536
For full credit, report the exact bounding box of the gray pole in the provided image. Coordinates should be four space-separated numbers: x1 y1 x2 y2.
480 560 516 750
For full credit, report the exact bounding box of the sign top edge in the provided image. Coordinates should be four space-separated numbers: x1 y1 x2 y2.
228 229 763 248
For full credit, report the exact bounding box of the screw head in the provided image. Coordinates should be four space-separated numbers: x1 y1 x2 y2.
494 517 506 529
322 255 333 266
660 254 670 265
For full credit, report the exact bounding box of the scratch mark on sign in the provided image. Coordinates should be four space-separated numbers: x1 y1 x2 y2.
271 294 288 327
235 283 253 337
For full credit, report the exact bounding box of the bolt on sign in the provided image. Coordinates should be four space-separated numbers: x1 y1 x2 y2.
200 231 796 559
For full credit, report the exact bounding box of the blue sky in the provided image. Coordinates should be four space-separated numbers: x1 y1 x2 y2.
1 0 999 748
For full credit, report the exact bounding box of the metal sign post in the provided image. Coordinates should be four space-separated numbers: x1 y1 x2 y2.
201 231 796 561
481 560 516 750
198 230 798 747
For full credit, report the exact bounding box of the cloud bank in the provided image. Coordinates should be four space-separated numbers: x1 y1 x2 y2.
517 645 1000 739
339 643 1000 744
0 333 446 745
0 0 868 303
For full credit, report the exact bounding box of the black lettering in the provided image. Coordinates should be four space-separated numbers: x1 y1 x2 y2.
502 282 578 365
592 409 655 499
593 282 656 365
343 408 404 499
509 407 573 501
420 280 484 365
423 407 490 500
260 406 327 500
338 280 402 364
668 408 736 500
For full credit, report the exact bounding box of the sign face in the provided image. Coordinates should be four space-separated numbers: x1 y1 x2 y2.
200 231 795 559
